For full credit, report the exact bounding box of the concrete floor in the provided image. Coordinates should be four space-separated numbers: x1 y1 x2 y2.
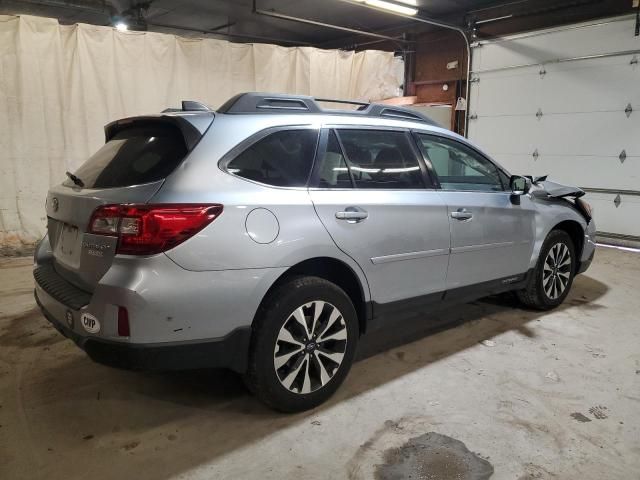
0 246 639 479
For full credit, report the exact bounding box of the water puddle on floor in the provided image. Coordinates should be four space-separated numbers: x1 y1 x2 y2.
375 432 494 480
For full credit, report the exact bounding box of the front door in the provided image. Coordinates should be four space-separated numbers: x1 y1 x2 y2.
414 133 535 290
308 128 451 306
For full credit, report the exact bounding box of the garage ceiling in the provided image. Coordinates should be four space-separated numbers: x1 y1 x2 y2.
0 0 635 48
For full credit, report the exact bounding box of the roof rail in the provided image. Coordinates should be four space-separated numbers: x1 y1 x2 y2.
162 100 213 113
315 98 369 108
216 92 437 126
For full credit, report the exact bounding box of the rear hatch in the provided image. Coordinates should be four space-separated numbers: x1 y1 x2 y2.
45 113 213 292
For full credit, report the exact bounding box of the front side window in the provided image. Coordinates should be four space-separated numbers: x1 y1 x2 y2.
415 134 504 192
226 129 318 187
335 129 425 189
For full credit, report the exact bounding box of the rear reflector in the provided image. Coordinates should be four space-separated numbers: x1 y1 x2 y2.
88 204 223 255
117 306 130 337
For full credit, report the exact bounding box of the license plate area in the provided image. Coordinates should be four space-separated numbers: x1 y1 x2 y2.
54 223 81 268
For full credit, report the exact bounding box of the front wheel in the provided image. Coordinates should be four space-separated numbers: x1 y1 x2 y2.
517 229 576 310
244 276 359 412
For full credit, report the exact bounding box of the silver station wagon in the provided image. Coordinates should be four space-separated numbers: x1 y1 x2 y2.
34 92 596 411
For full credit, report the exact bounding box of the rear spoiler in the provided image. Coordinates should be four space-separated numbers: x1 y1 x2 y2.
104 114 213 151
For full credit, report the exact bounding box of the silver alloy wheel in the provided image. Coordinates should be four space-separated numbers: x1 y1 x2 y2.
543 242 572 300
273 301 347 395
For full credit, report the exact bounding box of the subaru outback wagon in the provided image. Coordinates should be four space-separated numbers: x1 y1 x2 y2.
34 92 596 412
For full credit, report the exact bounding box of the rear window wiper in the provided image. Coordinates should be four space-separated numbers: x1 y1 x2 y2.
65 171 85 188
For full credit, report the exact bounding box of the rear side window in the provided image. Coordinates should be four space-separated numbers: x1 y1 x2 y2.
68 124 188 189
336 129 425 189
226 129 318 187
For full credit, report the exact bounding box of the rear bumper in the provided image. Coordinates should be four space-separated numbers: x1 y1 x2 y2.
35 287 251 372
32 234 286 372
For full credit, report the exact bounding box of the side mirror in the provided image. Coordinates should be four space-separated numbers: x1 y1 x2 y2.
509 175 531 195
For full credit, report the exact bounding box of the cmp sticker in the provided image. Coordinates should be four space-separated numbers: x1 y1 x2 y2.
81 313 100 334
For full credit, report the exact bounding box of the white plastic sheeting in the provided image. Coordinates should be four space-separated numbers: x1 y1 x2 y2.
0 15 403 253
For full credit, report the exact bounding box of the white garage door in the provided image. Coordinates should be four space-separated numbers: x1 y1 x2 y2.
468 15 640 246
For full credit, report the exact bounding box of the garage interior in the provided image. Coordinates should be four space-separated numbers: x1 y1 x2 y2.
1 0 639 479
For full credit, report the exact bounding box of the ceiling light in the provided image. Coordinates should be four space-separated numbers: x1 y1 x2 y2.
115 22 128 31
364 0 418 15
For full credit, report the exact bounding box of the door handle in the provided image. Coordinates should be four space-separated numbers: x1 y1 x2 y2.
336 207 368 223
450 208 473 221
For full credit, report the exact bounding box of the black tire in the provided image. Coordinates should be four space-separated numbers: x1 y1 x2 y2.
517 229 576 310
244 276 359 412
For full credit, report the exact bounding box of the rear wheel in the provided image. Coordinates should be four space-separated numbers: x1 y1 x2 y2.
517 230 576 310
244 276 358 412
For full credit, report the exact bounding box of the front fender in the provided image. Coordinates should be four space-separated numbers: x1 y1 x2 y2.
529 197 591 269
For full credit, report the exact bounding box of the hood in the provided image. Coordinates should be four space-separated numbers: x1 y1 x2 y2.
530 178 585 199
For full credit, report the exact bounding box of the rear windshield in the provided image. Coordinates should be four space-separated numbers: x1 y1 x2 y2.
67 124 188 189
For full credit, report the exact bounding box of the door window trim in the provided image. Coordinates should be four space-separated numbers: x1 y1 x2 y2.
308 126 436 190
411 131 511 193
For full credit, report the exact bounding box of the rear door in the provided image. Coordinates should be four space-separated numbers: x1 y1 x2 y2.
308 127 450 306
414 133 535 290
45 115 212 291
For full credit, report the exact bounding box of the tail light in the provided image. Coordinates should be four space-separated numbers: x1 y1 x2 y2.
88 204 223 255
